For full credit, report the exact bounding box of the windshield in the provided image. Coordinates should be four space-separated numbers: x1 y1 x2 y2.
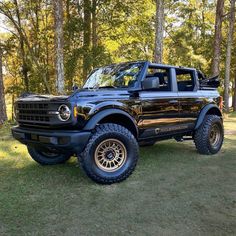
83 62 143 89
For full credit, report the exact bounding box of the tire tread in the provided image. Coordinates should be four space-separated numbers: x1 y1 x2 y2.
27 147 71 165
194 115 223 155
79 123 139 184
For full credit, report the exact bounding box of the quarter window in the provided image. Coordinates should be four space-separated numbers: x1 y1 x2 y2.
176 69 195 91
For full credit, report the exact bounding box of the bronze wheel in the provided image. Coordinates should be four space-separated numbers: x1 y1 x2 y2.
79 123 139 184
194 115 224 155
209 123 221 147
94 138 127 172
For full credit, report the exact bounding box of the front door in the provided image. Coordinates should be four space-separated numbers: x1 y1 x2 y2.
139 66 180 139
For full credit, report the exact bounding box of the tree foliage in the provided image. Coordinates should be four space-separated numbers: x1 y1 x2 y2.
0 0 235 111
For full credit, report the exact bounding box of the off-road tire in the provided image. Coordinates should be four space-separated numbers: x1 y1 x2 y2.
194 115 224 155
27 146 71 165
79 123 139 184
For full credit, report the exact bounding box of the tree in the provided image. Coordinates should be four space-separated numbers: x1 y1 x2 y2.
1 0 236 114
154 0 164 63
211 0 225 76
83 0 91 81
165 1 213 71
233 72 236 111
92 0 97 50
0 47 7 124
0 0 51 93
14 0 30 92
224 0 236 113
91 0 98 67
53 0 65 94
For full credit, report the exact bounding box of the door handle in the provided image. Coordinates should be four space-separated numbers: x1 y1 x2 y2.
169 100 178 104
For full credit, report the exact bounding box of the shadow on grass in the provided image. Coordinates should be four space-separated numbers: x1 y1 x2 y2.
0 134 235 198
0 141 91 187
0 159 92 187
1 136 236 186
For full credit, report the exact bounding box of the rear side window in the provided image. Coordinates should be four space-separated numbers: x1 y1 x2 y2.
145 67 171 91
176 69 195 91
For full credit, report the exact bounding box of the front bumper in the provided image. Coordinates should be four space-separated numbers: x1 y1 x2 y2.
11 126 91 154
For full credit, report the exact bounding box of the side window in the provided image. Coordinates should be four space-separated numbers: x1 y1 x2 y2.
176 69 195 91
145 67 171 91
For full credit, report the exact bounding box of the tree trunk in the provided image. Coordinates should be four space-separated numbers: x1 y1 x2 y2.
83 0 91 81
21 39 29 92
233 72 236 112
211 0 224 76
92 0 97 67
14 0 29 91
224 0 235 113
53 0 65 94
92 0 97 48
201 0 207 39
154 0 164 63
11 94 15 121
0 48 7 124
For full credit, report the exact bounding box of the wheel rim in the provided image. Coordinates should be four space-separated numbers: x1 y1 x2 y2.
209 124 221 147
94 138 127 172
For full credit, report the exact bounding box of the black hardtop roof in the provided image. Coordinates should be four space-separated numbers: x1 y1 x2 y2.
147 61 196 71
100 60 196 71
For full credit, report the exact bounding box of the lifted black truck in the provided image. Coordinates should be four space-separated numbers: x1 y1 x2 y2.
12 61 224 184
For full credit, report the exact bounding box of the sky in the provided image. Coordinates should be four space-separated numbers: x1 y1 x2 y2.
0 14 8 33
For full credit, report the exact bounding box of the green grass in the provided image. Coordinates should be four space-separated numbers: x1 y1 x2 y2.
0 116 236 235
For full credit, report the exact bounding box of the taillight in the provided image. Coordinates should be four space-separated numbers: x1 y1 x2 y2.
219 96 223 111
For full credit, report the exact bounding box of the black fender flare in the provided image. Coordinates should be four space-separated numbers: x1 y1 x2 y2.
83 108 139 136
194 104 222 130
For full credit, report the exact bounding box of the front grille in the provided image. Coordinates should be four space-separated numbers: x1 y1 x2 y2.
16 102 51 126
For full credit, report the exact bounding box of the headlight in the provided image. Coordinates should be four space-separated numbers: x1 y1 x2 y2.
58 105 71 121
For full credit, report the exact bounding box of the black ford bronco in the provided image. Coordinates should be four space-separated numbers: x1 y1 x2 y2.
12 61 224 184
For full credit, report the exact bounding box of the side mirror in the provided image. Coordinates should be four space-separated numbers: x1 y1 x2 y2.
142 77 160 90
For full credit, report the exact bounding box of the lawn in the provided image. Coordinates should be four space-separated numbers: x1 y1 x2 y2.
0 115 236 235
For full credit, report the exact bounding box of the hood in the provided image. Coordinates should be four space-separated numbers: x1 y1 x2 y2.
70 89 130 99
17 93 69 102
17 89 131 103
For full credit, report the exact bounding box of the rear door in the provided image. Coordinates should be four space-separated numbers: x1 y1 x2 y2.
139 66 180 139
176 68 204 131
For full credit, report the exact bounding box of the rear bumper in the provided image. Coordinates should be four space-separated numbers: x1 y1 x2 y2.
11 126 91 154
